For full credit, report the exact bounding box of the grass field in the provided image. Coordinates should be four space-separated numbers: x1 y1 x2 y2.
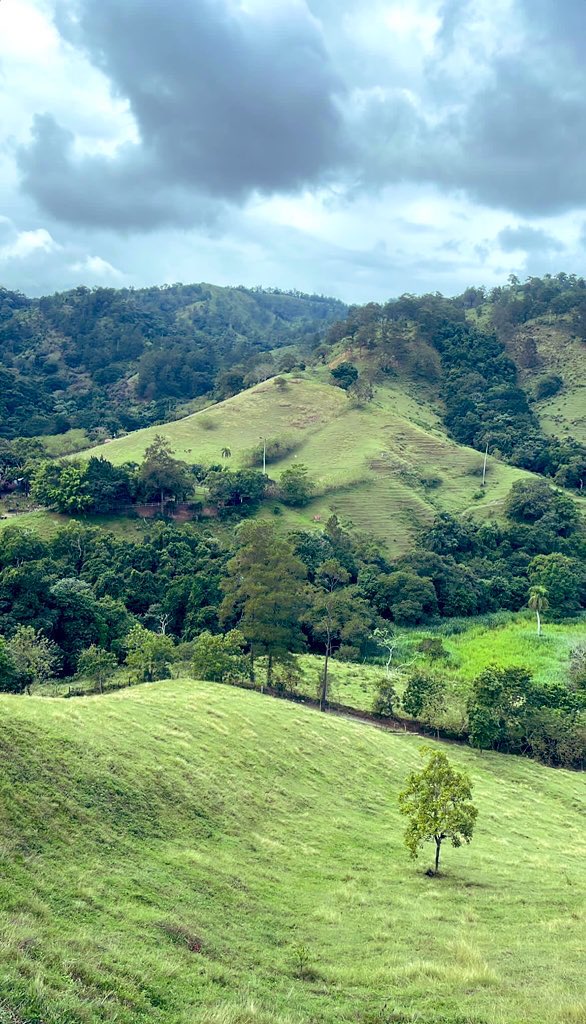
0 679 584 1024
75 373 532 553
294 614 585 723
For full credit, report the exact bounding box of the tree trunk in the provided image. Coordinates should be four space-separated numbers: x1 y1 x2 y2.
536 609 541 636
266 651 272 691
249 648 255 683
320 647 330 711
434 837 442 875
160 489 164 515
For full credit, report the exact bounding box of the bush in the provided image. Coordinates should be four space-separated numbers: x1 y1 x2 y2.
402 671 446 725
372 677 397 717
534 374 563 400
420 473 442 489
417 637 448 660
243 436 299 468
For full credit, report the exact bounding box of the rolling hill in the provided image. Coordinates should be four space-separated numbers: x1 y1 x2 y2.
76 372 533 553
1 679 584 1024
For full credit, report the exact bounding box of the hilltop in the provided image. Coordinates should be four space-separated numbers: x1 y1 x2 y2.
1 680 584 1024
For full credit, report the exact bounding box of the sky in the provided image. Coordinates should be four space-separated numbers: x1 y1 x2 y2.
1 0 586 302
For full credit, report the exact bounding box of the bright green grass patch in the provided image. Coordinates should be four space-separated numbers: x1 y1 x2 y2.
295 613 584 719
0 680 584 1024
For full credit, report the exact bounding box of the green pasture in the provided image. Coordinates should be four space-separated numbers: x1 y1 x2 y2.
0 680 584 1024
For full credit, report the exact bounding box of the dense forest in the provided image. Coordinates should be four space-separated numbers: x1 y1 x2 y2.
0 282 346 438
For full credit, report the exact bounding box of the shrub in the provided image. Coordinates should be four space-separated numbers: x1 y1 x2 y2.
534 373 563 400
372 677 397 717
417 637 448 660
402 671 446 725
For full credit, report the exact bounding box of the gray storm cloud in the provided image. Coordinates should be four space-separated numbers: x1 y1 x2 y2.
18 0 346 228
15 0 586 228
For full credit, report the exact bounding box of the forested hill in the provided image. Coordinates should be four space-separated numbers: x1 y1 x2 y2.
0 282 346 439
322 273 586 489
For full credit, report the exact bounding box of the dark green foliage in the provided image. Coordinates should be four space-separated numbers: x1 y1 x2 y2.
534 373 563 400
220 521 308 684
204 467 267 514
0 284 345 439
467 665 585 766
279 464 315 506
330 361 358 389
402 671 447 724
372 677 397 717
138 436 192 511
417 636 448 660
528 553 585 615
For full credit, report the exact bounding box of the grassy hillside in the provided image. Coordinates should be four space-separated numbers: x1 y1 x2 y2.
1 681 585 1024
78 373 531 553
502 316 586 444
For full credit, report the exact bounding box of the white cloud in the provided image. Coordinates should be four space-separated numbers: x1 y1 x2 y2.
0 226 59 261
69 254 124 279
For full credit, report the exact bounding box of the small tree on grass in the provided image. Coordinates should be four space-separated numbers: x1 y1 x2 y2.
190 629 249 683
402 671 447 728
399 749 478 875
372 677 397 717
124 624 175 682
6 626 61 694
77 645 118 694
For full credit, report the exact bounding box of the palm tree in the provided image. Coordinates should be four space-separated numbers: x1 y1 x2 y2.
221 447 232 459
528 585 549 637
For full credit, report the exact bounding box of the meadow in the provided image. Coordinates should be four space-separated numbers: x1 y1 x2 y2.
0 679 584 1024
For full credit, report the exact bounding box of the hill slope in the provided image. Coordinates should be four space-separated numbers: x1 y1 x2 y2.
1 681 584 1024
79 373 532 552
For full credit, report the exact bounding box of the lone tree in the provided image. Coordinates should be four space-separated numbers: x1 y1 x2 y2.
528 585 549 637
77 645 118 694
399 749 478 875
138 436 191 514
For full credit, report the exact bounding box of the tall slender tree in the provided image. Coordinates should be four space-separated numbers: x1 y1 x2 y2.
528 585 549 637
220 522 307 688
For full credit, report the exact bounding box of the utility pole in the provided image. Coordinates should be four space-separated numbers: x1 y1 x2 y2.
481 442 489 487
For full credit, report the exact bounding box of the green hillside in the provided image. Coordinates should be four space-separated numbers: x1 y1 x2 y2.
1 681 584 1024
78 373 531 553
503 316 586 443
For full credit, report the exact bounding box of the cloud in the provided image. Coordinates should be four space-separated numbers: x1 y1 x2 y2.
497 225 564 254
0 223 59 262
17 0 345 228
69 255 124 279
